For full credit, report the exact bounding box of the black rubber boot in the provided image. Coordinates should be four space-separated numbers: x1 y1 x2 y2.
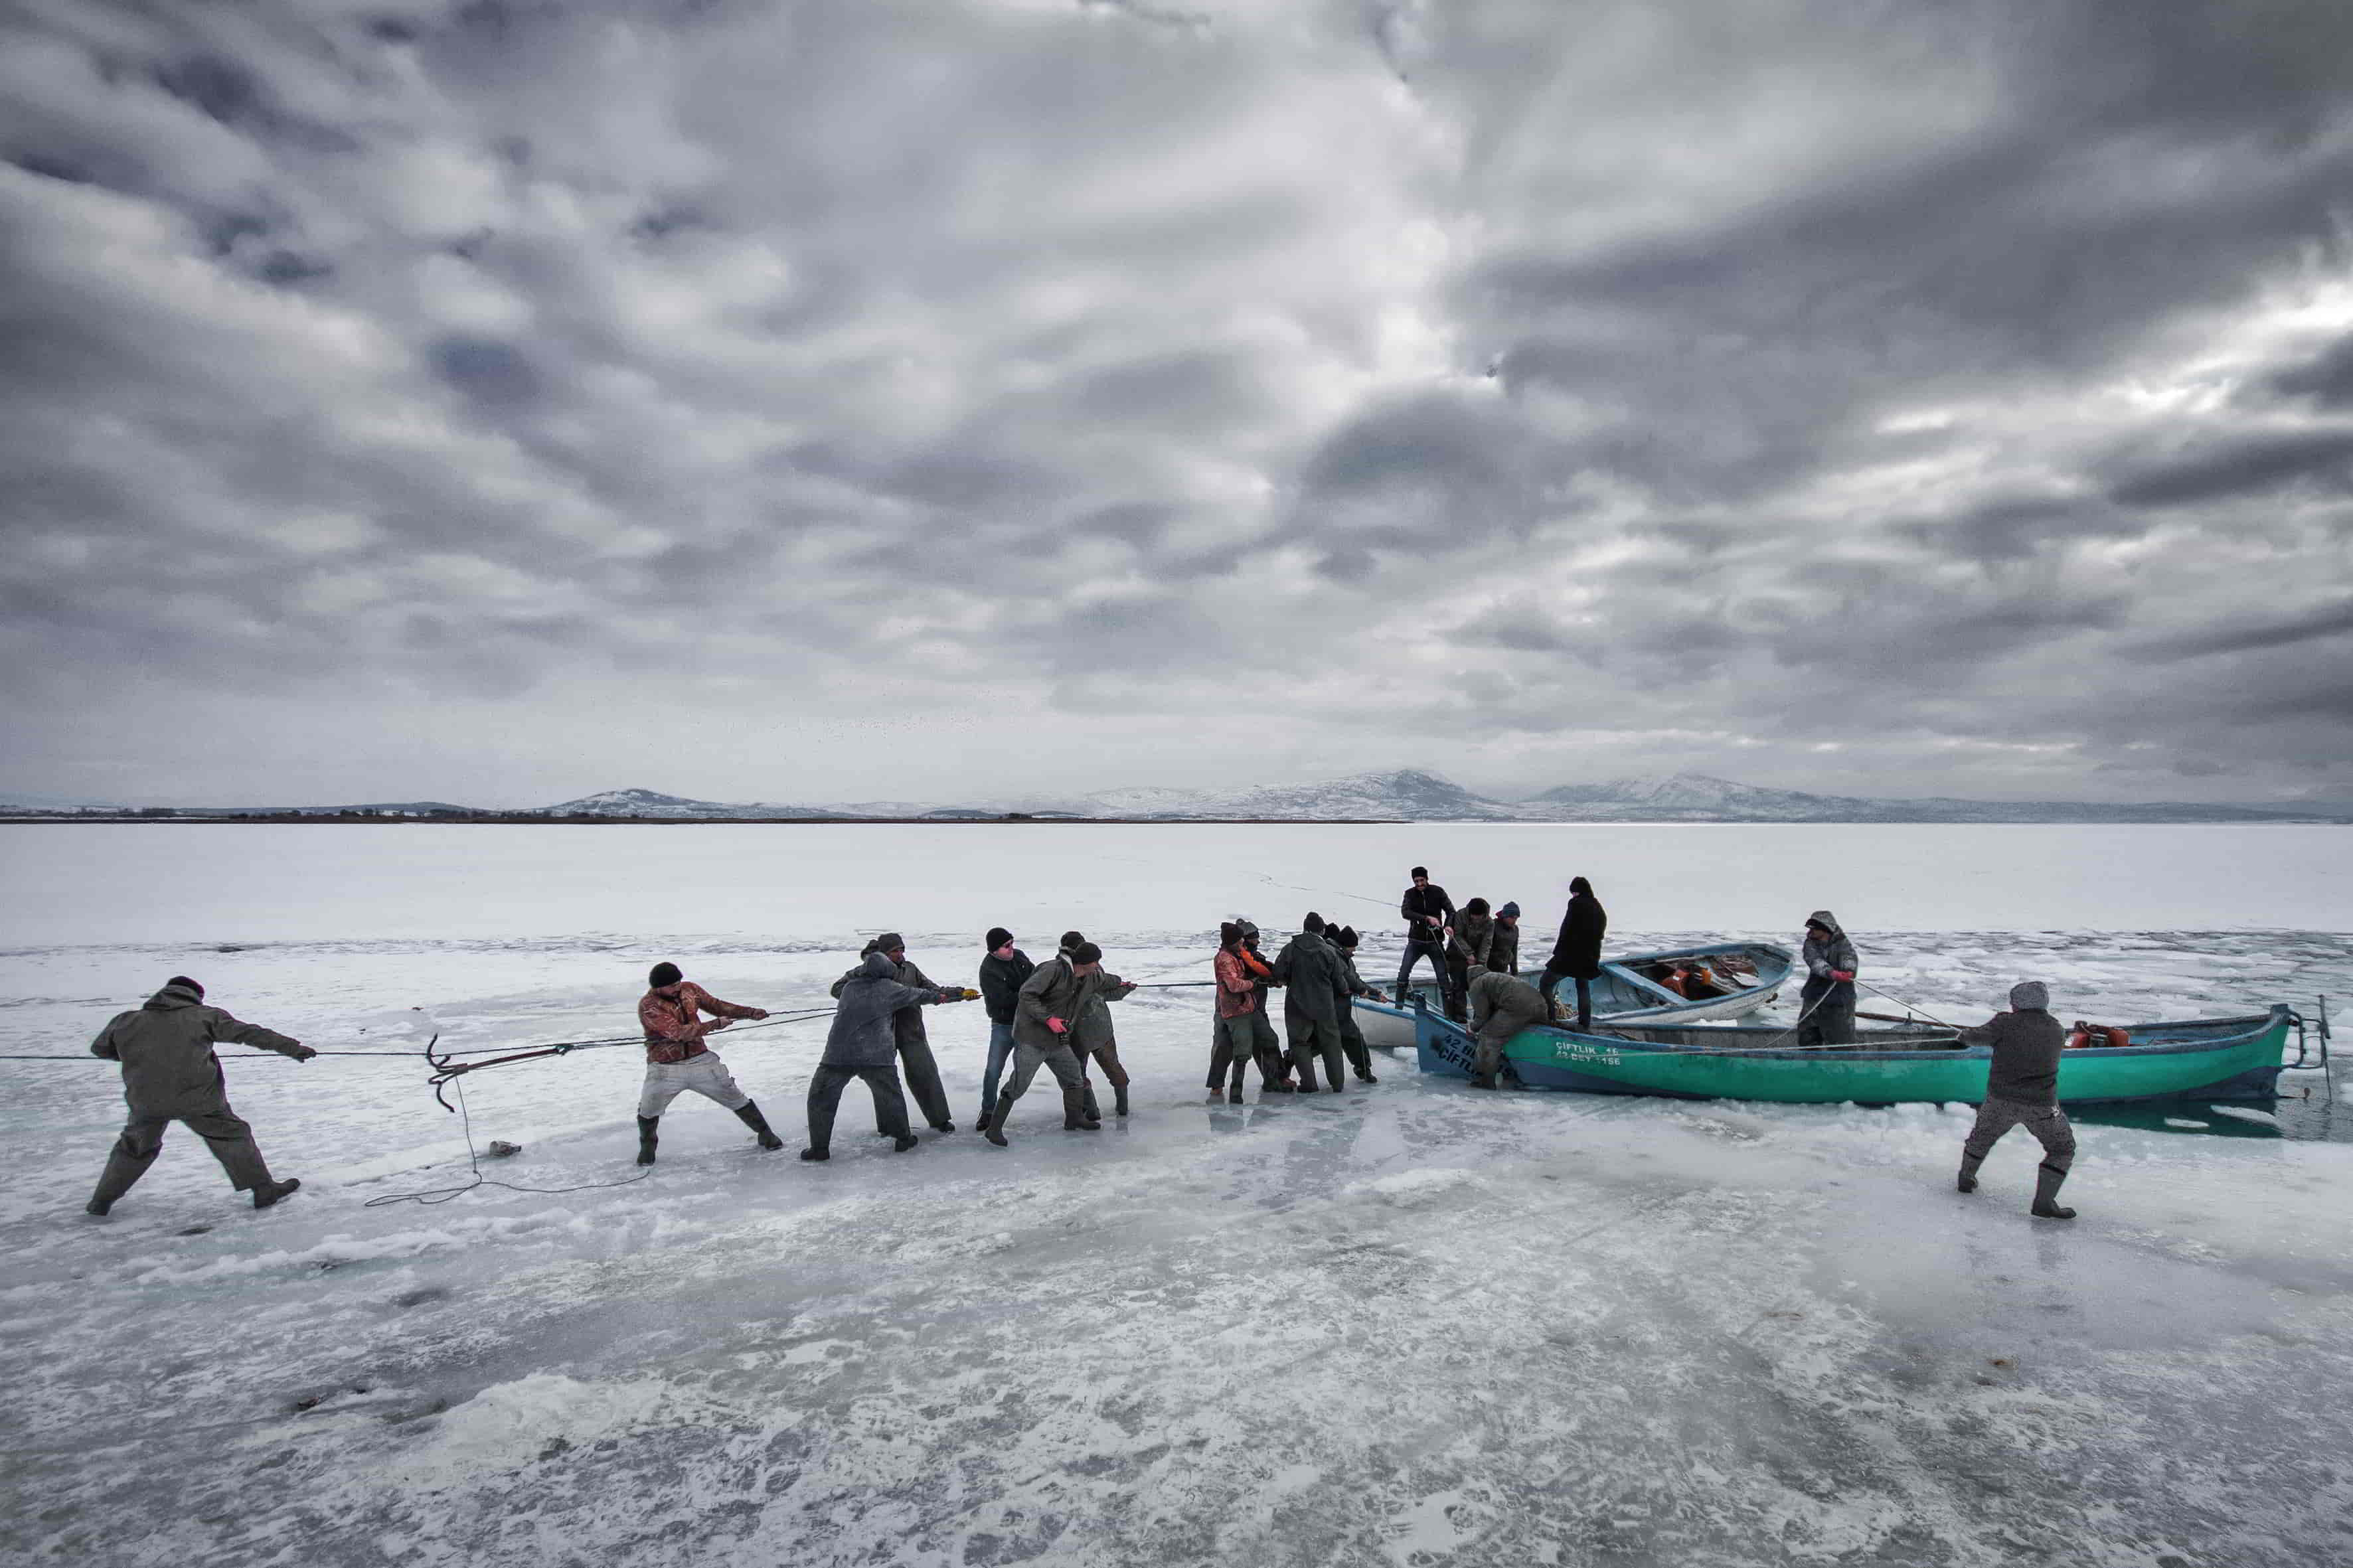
932 1120 955 1133
2030 1161 2075 1219
1957 1163 1980 1194
985 1125 1009 1146
977 1113 993 1133
252 1177 301 1210
1064 1117 1100 1131
1114 1085 1129 1118
1226 1085 1243 1103
733 1101 785 1151
892 1134 920 1152
637 1115 660 1166
1358 1072 1380 1084
799 1147 829 1162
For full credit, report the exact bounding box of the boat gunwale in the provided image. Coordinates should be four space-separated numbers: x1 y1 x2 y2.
1467 1006 2292 1065
1352 939 1795 1025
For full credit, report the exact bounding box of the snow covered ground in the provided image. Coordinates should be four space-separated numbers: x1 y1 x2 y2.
1 824 2349 1567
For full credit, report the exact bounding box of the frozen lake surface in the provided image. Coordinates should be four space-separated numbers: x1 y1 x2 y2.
1 823 2349 1566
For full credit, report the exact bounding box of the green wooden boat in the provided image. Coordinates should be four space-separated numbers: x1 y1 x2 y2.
1412 1002 2301 1104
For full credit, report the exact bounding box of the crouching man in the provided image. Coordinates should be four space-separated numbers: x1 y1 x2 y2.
1957 980 2079 1219
86 975 310 1215
1465 969 1550 1091
805 951 965 1161
987 940 1107 1145
637 962 779 1164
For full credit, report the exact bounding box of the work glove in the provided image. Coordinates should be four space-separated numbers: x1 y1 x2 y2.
747 1009 771 1020
1046 1016 1067 1034
284 1043 317 1062
1830 970 1854 982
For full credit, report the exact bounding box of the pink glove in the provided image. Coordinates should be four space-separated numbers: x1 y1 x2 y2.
1830 970 1854 982
1047 1017 1067 1034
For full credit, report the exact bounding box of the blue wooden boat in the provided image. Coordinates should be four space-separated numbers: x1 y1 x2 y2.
1353 941 1791 1050
1409 1000 2301 1105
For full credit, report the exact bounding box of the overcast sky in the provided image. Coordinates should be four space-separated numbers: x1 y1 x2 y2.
5 0 2352 808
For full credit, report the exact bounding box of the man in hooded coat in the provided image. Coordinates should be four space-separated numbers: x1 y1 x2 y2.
1329 925 1382 1084
1540 877 1607 1030
805 951 963 1160
1273 913 1353 1092
86 977 311 1214
1957 980 2079 1219
1058 930 1139 1118
1465 969 1550 1090
1797 911 1859 1048
831 934 961 1133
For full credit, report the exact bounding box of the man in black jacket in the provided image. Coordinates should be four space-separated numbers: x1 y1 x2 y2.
1540 877 1607 1030
1395 867 1457 1010
1956 980 2079 1219
977 927 1034 1133
830 935 964 1133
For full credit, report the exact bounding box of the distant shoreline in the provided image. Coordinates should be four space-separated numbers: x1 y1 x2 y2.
2 815 2342 828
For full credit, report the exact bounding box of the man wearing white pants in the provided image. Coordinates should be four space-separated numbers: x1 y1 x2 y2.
635 962 782 1164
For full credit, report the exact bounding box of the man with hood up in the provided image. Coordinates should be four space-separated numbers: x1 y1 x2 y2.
989 940 1108 1144
1465 969 1550 1090
804 951 965 1161
1273 913 1353 1092
1540 878 1607 1030
85 976 310 1215
1329 925 1382 1084
636 961 779 1164
1797 911 1859 1048
830 934 963 1133
1957 981 2079 1219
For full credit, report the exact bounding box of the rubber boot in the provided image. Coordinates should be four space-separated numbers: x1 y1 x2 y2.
1957 1155 1981 1194
1114 1084 1129 1118
799 1147 829 1162
733 1101 785 1151
636 1115 660 1166
252 1177 301 1210
84 1196 112 1217
892 1133 920 1152
1061 1084 1099 1130
2030 1161 2075 1220
1470 1073 1499 1091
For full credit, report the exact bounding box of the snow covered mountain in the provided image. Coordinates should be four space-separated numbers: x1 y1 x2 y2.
1521 773 2342 824
530 787 845 820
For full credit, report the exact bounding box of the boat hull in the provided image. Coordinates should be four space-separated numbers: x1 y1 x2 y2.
1353 941 1789 1049
1413 1006 2295 1105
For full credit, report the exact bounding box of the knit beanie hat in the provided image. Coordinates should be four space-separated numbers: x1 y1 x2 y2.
873 932 906 954
2010 980 2050 1011
1220 921 1242 945
1334 926 1358 949
1497 902 1520 919
1060 929 1086 951
1464 897 1489 916
165 975 204 997
1303 911 1325 933
985 927 1013 951
1410 866 1428 880
1072 941 1103 965
648 962 682 988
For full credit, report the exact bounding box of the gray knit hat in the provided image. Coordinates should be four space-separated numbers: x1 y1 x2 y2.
2010 980 2050 1011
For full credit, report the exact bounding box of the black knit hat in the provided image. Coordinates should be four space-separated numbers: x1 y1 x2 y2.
1072 941 1103 964
648 962 682 988
1334 926 1358 949
1410 866 1429 880
1060 929 1086 950
1465 896 1489 915
165 975 203 997
1220 921 1242 945
1303 911 1325 933
873 932 906 953
985 927 1013 950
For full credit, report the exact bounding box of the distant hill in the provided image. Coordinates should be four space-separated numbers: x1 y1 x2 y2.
1522 773 2343 824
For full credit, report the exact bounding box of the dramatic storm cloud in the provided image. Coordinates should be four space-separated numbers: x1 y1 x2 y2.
4 0 2351 806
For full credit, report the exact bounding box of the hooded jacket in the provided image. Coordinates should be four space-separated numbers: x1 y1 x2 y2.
1800 911 1859 986
1075 967 1136 1052
639 980 760 1065
1549 885 1607 979
1961 981 2067 1106
90 983 303 1117
1271 927 1349 1024
1467 971 1550 1036
1014 955 1099 1051
1451 909 1495 969
831 953 947 1048
823 951 948 1069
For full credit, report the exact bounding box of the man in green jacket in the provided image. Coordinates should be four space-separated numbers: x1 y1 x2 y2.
1329 926 1382 1085
1059 930 1139 1118
86 977 309 1214
987 941 1106 1144
1466 969 1549 1090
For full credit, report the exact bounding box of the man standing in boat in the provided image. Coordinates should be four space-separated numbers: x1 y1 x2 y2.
1955 980 2077 1219
1396 867 1457 1011
1540 876 1607 1030
1796 911 1858 1047
1489 903 1522 976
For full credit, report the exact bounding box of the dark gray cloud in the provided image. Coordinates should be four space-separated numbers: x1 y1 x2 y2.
1 0 2350 807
